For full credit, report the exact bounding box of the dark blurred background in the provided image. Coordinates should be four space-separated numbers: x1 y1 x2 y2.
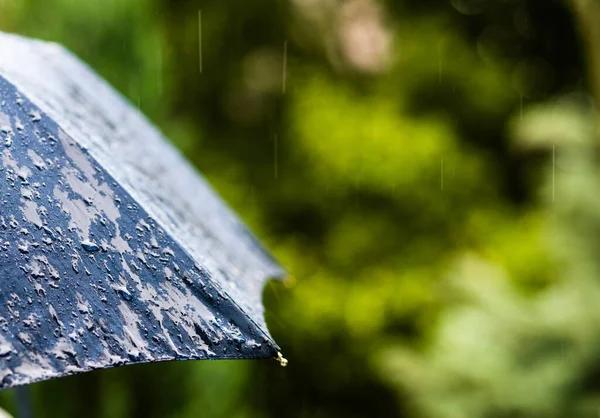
2 0 600 417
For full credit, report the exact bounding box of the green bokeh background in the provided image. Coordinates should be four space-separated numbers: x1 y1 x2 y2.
1 0 600 417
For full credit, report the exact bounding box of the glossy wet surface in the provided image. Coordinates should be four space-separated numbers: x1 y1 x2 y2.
0 33 283 389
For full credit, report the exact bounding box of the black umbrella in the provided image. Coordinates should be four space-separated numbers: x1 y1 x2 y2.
0 31 287 391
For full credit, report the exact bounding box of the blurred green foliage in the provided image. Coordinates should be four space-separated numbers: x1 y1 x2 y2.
1 0 599 417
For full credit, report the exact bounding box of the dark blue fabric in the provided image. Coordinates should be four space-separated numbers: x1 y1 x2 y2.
0 76 278 389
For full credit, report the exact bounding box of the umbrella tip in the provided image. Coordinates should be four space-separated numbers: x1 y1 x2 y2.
276 352 288 367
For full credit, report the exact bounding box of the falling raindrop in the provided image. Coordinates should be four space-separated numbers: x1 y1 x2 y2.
198 9 203 73
282 40 288 94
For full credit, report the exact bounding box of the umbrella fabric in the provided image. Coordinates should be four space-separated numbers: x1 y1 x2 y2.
0 32 284 389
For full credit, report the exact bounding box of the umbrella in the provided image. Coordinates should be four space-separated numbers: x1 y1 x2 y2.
0 31 287 391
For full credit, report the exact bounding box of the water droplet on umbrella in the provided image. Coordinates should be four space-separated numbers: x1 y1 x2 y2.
21 188 33 200
29 111 41 122
0 345 13 357
17 332 32 345
118 288 133 301
81 240 100 252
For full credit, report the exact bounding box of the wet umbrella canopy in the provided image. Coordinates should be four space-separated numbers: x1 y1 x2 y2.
0 32 286 390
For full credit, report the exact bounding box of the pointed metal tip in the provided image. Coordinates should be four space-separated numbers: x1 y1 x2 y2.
277 352 288 367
